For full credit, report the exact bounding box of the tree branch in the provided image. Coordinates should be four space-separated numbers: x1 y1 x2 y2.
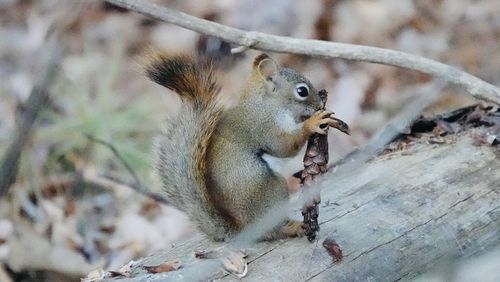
83 134 169 204
84 133 142 188
106 0 500 105
0 39 62 197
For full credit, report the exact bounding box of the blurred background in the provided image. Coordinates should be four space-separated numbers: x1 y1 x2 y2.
0 0 498 281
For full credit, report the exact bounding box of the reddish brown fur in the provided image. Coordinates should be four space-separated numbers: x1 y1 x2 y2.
144 53 221 107
148 53 235 239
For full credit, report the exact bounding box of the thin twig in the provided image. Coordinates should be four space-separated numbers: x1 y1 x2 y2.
84 133 142 187
81 167 169 204
84 133 169 204
0 38 62 197
106 0 500 105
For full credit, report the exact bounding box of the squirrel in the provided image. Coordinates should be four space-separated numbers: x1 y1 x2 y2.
146 53 338 241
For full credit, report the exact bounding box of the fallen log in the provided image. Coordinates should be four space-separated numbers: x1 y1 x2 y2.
100 105 500 281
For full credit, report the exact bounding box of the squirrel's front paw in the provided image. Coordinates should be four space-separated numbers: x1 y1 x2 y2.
304 110 335 135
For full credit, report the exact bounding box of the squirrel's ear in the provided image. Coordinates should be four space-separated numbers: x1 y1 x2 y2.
253 54 278 81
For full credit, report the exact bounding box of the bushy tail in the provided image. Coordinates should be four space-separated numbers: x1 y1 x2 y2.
146 54 230 240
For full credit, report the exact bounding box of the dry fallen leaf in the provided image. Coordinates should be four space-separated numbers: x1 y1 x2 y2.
144 260 181 273
196 248 247 278
105 260 135 278
81 268 105 282
106 270 131 278
323 237 343 262
220 250 247 278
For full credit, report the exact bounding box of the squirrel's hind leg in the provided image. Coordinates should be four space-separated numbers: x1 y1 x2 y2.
259 220 305 241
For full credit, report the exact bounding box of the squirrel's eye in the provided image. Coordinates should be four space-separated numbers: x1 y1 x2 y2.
294 83 309 100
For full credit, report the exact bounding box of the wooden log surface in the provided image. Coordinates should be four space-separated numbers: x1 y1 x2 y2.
104 129 500 282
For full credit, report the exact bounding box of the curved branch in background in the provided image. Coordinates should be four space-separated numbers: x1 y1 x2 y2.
106 0 500 105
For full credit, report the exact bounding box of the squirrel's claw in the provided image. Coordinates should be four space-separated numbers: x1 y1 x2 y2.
305 110 350 136
305 110 335 135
